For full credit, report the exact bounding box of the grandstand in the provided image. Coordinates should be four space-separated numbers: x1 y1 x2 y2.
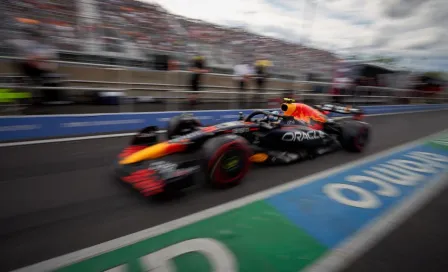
0 0 336 78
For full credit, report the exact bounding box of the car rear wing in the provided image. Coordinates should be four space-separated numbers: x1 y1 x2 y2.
281 98 364 120
314 103 365 120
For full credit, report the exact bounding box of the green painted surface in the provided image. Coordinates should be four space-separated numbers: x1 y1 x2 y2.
429 133 448 150
0 89 31 103
56 201 327 272
53 133 448 272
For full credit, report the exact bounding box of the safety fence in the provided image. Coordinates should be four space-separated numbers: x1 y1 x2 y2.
1 75 447 116
0 54 298 80
1 68 447 142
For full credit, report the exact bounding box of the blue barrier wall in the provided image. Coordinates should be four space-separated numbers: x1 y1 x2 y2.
1 104 448 142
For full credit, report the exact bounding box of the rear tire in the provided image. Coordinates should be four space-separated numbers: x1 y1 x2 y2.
202 135 252 188
338 121 370 152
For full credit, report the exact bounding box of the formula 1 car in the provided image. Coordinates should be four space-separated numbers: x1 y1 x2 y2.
116 99 370 196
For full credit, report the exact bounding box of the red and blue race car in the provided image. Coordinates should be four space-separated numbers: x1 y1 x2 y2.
116 99 370 196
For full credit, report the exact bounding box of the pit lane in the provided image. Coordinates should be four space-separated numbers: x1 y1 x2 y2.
1 110 448 271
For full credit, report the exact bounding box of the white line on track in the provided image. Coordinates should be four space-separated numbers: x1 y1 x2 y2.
11 128 448 272
0 130 165 148
1 108 447 148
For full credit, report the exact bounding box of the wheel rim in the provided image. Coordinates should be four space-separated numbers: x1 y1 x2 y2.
212 149 248 184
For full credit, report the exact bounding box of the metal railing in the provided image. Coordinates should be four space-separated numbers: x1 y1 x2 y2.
0 78 446 116
0 50 305 80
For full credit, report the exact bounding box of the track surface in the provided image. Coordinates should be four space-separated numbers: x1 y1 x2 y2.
1 110 448 271
343 175 448 272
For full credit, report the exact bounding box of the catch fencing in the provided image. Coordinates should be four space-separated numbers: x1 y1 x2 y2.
0 73 447 115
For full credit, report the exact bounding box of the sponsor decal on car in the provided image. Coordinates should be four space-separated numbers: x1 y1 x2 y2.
149 161 177 173
282 131 326 142
149 161 200 179
171 166 201 178
216 121 245 129
232 127 250 134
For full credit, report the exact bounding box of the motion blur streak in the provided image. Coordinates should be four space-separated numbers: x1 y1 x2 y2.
119 142 186 164
1 111 448 271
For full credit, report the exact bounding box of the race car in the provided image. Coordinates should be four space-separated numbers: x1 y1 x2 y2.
116 100 370 196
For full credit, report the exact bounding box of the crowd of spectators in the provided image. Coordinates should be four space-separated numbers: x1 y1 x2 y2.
177 16 335 76
2 0 79 52
96 0 188 53
0 0 336 77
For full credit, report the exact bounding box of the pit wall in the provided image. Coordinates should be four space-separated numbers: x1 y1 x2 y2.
1 104 448 142
0 60 309 93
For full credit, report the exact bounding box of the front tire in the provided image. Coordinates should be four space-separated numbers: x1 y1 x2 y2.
202 135 252 188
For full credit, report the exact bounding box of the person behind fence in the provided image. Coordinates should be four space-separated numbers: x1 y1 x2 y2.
188 55 208 106
254 59 270 93
233 60 253 108
9 27 65 104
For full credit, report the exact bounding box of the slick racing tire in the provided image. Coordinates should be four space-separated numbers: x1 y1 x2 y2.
338 121 370 152
167 115 201 140
203 135 252 188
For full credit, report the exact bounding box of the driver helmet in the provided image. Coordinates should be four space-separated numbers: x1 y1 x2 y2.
269 111 280 122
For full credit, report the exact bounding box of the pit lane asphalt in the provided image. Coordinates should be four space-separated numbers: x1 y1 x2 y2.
1 110 448 271
343 175 448 272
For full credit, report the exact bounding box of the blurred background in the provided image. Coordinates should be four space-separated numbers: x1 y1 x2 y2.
1 2 448 271
0 0 446 115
